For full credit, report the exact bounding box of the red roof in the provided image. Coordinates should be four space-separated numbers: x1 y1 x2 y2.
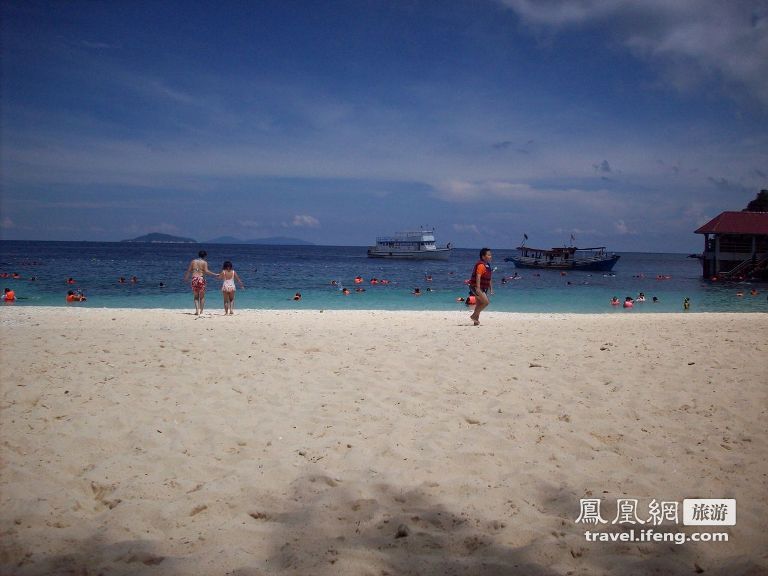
695 211 768 235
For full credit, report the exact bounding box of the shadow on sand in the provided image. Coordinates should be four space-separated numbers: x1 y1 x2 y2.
2 475 764 576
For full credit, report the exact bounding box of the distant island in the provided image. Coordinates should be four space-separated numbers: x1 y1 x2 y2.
206 236 314 245
122 233 197 243
120 233 313 245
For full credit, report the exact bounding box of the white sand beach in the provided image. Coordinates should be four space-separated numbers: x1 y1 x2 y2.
1 307 767 575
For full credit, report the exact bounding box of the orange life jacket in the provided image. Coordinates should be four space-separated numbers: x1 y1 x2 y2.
469 260 492 292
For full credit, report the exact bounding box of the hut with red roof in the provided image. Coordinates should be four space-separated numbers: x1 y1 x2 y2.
694 211 768 279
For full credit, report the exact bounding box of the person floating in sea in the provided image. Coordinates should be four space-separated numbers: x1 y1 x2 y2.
118 277 126 284
66 277 76 284
219 260 245 315
683 297 690 310
131 276 139 284
183 250 218 316
636 292 646 302
66 289 86 302
342 287 350 295
413 287 421 295
3 288 16 302
610 296 620 306
623 296 634 308
293 292 302 301
469 247 493 326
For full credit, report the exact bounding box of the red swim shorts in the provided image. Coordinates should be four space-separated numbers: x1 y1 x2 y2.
191 276 206 295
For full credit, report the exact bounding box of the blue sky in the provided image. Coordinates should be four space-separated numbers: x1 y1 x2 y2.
1 0 766 251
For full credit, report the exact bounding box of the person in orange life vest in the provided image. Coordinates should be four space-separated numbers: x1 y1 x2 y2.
3 288 16 301
469 247 493 325
66 290 86 302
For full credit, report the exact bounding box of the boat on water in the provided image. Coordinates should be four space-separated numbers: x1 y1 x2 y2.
367 229 452 260
505 244 620 271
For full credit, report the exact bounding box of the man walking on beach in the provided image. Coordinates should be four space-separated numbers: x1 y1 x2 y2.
469 247 493 325
184 250 217 316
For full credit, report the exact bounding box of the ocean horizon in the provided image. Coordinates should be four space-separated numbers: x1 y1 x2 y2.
1 240 766 313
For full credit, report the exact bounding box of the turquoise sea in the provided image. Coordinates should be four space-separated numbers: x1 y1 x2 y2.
0 241 766 313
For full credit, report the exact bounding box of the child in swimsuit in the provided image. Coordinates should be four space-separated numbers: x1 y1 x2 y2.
219 261 244 315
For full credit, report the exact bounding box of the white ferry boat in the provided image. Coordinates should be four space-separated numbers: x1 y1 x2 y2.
367 229 452 260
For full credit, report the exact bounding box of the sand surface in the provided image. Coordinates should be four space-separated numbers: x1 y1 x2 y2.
1 307 767 575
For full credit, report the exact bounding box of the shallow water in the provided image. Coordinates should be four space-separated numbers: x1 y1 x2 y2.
1 241 766 313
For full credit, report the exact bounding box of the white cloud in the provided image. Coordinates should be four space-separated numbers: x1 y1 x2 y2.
291 214 320 228
499 0 768 104
433 180 626 213
553 227 599 236
434 180 541 203
80 40 115 50
453 223 481 235
613 219 636 235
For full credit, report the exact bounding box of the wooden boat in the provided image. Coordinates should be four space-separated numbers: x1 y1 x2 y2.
505 245 620 271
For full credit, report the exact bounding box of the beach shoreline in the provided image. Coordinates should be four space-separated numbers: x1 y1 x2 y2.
1 307 767 575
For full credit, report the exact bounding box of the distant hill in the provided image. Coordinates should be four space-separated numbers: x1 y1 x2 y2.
207 236 314 245
122 233 197 243
206 236 245 244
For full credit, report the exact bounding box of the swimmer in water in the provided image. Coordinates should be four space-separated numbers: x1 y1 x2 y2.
66 289 86 302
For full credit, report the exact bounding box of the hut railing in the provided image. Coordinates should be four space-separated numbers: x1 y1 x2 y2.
720 253 768 278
